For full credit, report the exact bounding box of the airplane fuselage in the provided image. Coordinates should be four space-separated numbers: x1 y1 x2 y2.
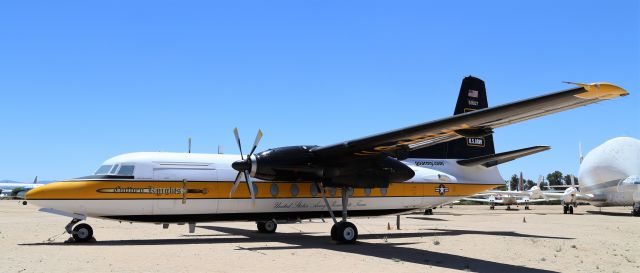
578 137 640 207
26 152 503 223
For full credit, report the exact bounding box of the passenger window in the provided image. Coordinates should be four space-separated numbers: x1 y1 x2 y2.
117 165 135 176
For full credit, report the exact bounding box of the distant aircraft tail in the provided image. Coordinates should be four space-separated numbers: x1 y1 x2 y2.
409 76 496 159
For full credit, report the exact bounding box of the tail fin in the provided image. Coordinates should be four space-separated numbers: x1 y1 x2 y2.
408 76 496 159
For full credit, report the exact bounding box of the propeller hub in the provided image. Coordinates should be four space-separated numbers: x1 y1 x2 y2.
232 159 252 172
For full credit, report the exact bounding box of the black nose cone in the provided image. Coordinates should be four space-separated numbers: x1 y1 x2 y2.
232 159 251 172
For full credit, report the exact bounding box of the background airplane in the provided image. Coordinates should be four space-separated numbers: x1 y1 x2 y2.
543 137 640 215
0 176 43 199
462 173 547 210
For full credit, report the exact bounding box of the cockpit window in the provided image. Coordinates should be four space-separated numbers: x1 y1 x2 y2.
117 165 135 176
109 164 120 174
95 165 113 175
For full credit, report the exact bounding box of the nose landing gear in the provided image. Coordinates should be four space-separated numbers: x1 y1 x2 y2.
65 218 95 243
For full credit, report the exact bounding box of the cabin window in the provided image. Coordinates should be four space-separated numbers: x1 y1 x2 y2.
270 183 279 197
95 165 113 175
117 165 135 176
364 188 371 196
109 164 120 174
380 187 388 196
310 184 318 197
290 184 299 197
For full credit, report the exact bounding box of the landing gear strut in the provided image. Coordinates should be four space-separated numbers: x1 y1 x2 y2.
316 182 358 244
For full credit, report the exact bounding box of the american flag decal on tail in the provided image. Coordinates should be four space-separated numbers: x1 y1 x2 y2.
468 89 479 98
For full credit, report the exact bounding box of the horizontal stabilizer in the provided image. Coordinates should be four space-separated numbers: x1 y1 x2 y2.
457 146 550 168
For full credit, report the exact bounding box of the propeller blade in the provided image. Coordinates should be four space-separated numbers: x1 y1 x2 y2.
229 172 243 197
245 170 256 202
248 129 263 156
233 127 244 160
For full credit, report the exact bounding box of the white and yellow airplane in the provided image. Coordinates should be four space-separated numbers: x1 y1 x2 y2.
25 77 628 244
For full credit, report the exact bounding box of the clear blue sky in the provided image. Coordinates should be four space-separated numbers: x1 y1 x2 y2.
0 1 638 182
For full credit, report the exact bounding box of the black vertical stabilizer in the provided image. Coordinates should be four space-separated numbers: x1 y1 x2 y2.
408 76 496 159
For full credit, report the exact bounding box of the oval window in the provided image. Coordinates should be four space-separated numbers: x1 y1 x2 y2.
364 188 372 196
380 187 388 196
290 184 299 197
270 183 279 197
329 187 337 197
310 184 318 197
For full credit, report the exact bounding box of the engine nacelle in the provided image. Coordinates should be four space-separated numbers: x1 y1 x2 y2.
232 145 415 188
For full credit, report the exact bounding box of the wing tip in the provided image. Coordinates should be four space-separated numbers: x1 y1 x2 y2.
566 82 629 99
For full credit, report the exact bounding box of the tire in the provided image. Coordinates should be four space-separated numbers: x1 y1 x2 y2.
72 223 93 243
563 205 568 214
331 222 358 244
256 220 277 233
569 206 574 214
633 209 640 217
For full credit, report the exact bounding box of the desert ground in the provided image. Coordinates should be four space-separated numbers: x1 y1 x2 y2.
1 201 638 273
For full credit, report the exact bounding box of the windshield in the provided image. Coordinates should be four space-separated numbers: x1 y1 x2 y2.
94 165 113 175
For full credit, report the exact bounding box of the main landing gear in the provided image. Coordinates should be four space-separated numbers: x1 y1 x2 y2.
632 202 640 217
563 204 574 214
424 208 434 215
65 218 94 243
316 182 358 244
256 219 278 233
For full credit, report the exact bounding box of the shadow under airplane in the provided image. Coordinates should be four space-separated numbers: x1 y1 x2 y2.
22 225 572 273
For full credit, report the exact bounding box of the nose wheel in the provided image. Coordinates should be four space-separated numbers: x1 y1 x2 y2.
64 218 94 243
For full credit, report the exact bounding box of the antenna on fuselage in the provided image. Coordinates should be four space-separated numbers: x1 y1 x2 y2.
188 137 192 153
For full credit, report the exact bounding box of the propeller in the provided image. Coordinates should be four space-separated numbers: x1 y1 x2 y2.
229 128 263 202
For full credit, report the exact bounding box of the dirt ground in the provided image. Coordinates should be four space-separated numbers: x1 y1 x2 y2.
1 201 638 273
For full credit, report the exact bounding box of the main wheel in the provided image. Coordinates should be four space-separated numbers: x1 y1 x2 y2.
563 205 568 214
72 223 93 243
633 209 640 217
331 222 358 244
569 206 574 214
256 220 277 233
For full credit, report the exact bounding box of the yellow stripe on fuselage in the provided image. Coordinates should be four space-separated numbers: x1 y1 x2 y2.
26 180 502 200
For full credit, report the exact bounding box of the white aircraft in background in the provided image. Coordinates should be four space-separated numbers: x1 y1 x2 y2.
0 176 43 199
463 173 547 210
24 78 628 244
543 137 640 215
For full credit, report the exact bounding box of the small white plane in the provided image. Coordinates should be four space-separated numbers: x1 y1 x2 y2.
25 77 628 243
462 173 547 210
543 137 640 215
0 176 43 199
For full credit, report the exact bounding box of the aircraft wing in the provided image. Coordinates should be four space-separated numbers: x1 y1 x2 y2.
312 83 628 158
517 198 548 204
542 192 594 201
482 190 531 197
462 197 503 204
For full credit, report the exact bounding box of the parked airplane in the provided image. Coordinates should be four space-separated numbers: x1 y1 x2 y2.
543 137 640 215
462 173 547 210
25 77 628 243
0 177 43 199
